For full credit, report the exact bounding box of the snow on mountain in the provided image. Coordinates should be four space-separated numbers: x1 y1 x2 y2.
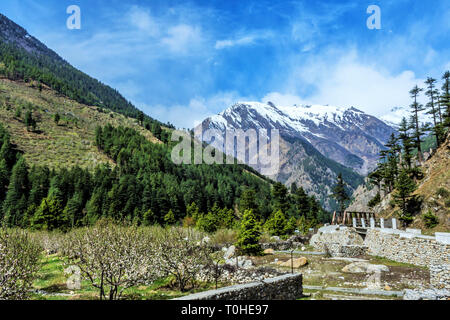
201 101 396 175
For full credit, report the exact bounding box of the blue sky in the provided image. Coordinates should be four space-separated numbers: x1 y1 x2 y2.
1 0 449 128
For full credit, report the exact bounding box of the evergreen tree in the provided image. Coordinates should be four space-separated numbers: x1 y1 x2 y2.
31 194 64 230
285 216 297 235
384 133 400 192
425 77 443 146
393 170 417 225
24 110 36 132
0 159 9 203
54 113 60 125
398 117 414 170
236 209 261 256
409 85 426 161
2 157 29 226
239 188 259 218
331 173 349 213
186 202 201 222
142 209 156 226
272 182 289 213
63 192 84 228
441 71 450 128
137 111 144 126
294 186 310 217
264 209 287 236
164 209 176 225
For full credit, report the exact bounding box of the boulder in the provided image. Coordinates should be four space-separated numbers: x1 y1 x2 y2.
342 262 389 273
280 257 308 268
223 245 236 260
263 248 275 255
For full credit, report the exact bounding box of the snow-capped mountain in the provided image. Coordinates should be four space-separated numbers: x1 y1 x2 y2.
199 101 397 210
202 101 396 175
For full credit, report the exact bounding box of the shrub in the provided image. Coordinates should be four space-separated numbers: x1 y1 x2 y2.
211 228 238 246
436 187 450 198
423 211 439 228
368 192 381 208
0 229 42 300
62 220 161 300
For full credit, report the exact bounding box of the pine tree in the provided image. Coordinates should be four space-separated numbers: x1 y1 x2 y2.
384 133 400 191
264 209 288 236
63 192 84 228
272 182 289 213
441 71 450 129
24 110 36 132
393 170 417 224
164 209 176 225
236 209 261 256
239 188 259 218
425 77 443 146
332 173 349 213
186 202 201 222
0 159 9 204
54 113 60 125
398 117 414 170
294 186 310 217
285 216 297 235
31 194 64 230
142 209 156 226
2 157 29 226
409 85 426 161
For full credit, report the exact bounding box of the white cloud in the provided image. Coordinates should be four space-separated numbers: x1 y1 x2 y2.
161 24 203 54
214 31 273 49
263 51 426 117
141 92 248 129
127 5 159 36
261 92 308 106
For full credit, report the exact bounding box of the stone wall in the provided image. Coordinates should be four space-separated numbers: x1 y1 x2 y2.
173 274 303 300
364 229 450 267
430 264 450 289
310 226 365 257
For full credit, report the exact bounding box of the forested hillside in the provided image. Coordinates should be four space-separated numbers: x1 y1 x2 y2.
0 13 166 128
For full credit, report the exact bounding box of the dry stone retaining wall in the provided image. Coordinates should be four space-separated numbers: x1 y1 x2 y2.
430 264 450 290
364 229 449 267
173 274 303 300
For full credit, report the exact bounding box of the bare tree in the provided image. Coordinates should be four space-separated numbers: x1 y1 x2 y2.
0 229 42 300
62 221 161 300
155 227 213 292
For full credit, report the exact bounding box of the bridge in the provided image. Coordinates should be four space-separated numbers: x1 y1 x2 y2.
331 210 399 235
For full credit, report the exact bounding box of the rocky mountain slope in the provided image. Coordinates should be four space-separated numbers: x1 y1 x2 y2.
203 102 396 175
348 132 450 232
200 101 396 210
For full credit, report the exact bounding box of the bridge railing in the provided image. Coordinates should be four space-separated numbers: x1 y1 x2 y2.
332 210 399 230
